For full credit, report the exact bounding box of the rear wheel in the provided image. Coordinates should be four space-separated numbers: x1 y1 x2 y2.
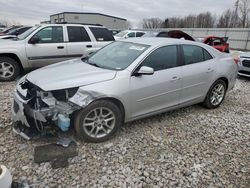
0 57 20 81
74 100 122 143
203 80 227 109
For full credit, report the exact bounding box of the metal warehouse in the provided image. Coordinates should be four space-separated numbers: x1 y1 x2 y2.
50 12 128 29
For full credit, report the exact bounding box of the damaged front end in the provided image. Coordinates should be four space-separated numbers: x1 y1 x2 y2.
11 77 82 140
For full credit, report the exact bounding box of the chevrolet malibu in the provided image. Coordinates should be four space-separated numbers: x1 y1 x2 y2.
12 38 237 142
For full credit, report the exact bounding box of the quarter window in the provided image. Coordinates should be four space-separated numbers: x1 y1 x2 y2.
89 27 114 41
67 26 91 42
33 26 63 43
141 45 178 71
182 45 212 65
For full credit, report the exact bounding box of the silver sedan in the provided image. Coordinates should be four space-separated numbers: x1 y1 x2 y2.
12 38 238 142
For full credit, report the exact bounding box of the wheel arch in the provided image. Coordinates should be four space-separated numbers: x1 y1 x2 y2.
0 53 24 71
217 77 229 90
96 97 126 123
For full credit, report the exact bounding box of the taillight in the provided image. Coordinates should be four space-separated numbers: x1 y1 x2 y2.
233 57 239 64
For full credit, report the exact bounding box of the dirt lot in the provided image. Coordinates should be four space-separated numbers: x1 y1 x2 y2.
0 77 250 188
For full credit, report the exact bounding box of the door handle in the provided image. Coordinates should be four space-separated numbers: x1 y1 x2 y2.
206 68 214 73
170 76 180 82
86 45 92 48
57 46 64 49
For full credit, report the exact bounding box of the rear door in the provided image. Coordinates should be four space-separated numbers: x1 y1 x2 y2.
129 45 182 118
66 26 95 58
180 45 215 104
88 27 115 50
26 26 67 67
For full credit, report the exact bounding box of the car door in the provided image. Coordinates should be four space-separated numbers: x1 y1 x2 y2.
88 27 115 52
26 26 67 67
129 45 182 118
66 26 95 58
180 45 215 105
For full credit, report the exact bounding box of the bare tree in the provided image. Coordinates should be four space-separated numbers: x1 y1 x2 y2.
217 9 234 28
238 0 250 27
141 18 163 29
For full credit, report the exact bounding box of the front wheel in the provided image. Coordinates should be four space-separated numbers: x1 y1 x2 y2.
0 57 21 81
203 80 227 109
74 100 122 143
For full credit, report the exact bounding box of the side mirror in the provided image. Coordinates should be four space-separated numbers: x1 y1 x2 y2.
29 36 40 44
134 66 154 76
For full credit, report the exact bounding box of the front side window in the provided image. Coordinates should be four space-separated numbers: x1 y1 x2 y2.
182 45 213 65
89 27 114 41
86 41 149 70
127 32 135 37
33 26 63 43
67 26 91 42
141 45 178 71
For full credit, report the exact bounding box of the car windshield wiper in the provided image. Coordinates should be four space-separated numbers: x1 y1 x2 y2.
88 62 101 68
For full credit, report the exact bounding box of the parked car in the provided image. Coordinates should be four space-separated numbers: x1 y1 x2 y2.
110 29 121 35
0 26 32 39
238 52 250 77
0 26 22 36
143 30 195 41
197 36 230 53
0 24 114 81
114 30 145 40
12 38 237 142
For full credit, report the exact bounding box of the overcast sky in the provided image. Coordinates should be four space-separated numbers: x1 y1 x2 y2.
0 0 236 27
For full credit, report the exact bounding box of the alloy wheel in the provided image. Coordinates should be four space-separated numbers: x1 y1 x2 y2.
0 62 15 79
210 83 225 106
83 107 116 138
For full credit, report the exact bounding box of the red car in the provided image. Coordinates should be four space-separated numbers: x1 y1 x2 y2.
198 36 230 53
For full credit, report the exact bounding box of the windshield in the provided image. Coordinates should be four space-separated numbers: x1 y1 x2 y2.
86 41 149 70
18 26 40 40
115 31 128 37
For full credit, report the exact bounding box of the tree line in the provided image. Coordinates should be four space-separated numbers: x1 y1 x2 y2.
141 0 250 28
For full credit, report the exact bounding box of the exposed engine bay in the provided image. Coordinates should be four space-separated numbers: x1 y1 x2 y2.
11 77 103 140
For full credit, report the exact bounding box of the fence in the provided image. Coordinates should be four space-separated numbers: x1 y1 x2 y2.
136 28 250 51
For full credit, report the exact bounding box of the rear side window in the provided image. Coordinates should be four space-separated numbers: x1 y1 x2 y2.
141 45 178 71
182 45 212 65
67 26 91 42
89 27 114 41
157 32 168 37
136 32 145 37
203 49 213 61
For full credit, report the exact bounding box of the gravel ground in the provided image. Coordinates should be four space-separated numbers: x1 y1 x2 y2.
0 77 250 188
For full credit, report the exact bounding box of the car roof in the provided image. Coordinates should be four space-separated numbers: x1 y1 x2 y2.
123 37 200 47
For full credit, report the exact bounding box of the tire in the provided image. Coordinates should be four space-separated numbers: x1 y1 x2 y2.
203 79 227 109
0 56 20 81
225 48 230 53
74 100 122 143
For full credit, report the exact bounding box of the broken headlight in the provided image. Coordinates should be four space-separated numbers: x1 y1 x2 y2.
51 87 79 102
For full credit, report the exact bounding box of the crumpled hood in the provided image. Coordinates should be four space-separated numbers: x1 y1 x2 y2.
26 58 117 91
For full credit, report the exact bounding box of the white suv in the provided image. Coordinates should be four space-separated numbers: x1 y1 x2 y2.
114 30 145 40
0 24 114 81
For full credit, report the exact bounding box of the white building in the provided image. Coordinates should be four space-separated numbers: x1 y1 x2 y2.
50 12 128 30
